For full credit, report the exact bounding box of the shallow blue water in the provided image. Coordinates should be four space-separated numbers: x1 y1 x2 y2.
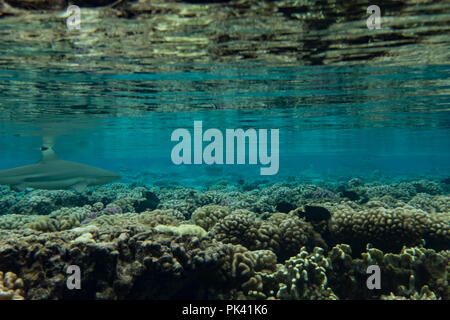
0 63 449 186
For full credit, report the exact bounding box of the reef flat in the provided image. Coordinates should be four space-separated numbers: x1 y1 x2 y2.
0 178 448 300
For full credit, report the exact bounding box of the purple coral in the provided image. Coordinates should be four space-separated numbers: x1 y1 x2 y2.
310 188 336 199
80 211 98 225
102 205 122 215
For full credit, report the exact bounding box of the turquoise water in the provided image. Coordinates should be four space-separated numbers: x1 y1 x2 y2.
0 59 449 301
0 64 449 185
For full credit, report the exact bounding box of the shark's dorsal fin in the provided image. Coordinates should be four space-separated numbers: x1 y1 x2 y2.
39 147 59 162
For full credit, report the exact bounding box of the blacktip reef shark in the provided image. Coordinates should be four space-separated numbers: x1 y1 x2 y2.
0 146 121 192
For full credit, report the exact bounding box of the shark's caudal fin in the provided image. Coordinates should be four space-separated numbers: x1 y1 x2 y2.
42 136 55 149
39 135 58 162
39 146 59 162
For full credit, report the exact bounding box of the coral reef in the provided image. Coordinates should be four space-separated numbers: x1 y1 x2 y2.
0 179 448 300
274 247 338 300
211 212 323 261
327 244 449 300
0 271 25 300
211 213 261 251
0 226 232 299
329 201 450 252
191 205 230 231
154 224 208 238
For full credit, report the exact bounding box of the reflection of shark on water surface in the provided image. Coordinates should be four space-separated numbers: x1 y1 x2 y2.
0 146 121 192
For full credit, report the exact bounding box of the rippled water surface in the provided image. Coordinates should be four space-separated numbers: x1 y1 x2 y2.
0 63 449 185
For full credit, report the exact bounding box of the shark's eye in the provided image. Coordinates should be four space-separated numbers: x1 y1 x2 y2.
41 146 49 151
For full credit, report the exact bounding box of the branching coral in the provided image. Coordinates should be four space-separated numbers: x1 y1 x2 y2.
242 247 338 300
275 247 337 300
329 201 449 251
327 244 449 300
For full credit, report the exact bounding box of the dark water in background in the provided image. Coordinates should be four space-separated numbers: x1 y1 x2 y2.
0 64 449 186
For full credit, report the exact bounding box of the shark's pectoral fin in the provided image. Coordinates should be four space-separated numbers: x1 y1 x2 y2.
72 182 87 193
